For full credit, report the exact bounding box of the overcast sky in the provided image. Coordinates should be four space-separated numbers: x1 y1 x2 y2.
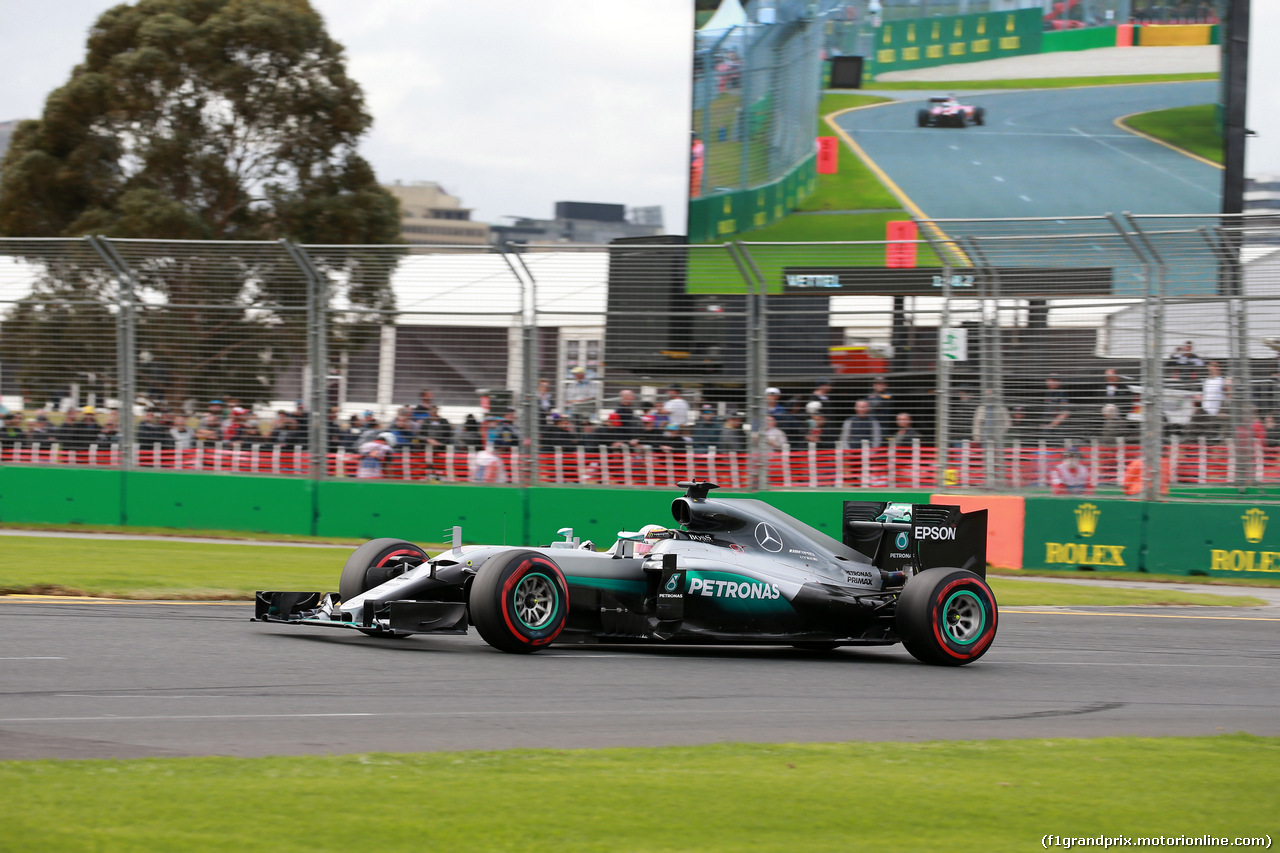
0 0 696 231
0 0 1275 235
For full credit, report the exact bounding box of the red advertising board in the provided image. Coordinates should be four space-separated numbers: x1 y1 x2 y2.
816 136 838 174
885 219 918 268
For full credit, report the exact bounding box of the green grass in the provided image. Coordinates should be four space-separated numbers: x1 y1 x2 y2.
0 534 1266 604
800 93 901 213
1 736 1274 851
0 535 351 598
869 71 1218 90
988 577 1265 607
1121 103 1223 164
816 93 889 134
0 520 366 546
736 211 914 243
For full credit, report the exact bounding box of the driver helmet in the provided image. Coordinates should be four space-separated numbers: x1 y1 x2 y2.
634 523 669 556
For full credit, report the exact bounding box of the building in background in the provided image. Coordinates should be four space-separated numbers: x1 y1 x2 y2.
383 181 490 246
490 201 664 246
1245 177 1280 214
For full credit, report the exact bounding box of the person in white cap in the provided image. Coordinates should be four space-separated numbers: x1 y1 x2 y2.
565 365 597 419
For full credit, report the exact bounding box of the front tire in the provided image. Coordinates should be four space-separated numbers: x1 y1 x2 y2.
916 109 929 128
471 551 569 653
974 107 985 126
896 567 997 665
339 538 429 637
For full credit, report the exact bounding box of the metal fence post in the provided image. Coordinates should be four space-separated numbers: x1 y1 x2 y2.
1115 215 1165 501
916 222 954 475
729 241 768 492
962 237 1006 489
504 245 539 485
1202 222 1252 489
88 236 136 469
280 240 328 485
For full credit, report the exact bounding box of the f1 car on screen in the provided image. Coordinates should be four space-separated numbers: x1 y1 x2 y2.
255 483 997 666
917 95 986 128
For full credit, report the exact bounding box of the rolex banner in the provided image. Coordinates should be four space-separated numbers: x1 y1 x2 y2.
872 8 1042 75
1144 503 1280 577
1022 498 1145 573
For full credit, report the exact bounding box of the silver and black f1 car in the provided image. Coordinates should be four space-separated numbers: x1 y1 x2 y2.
254 483 997 666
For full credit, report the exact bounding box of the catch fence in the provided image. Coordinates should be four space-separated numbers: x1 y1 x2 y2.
2 211 1279 500
692 7 822 199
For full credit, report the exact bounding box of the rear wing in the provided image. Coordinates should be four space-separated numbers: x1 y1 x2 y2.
842 501 987 577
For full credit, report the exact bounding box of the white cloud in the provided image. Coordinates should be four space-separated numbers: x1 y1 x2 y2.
311 0 693 228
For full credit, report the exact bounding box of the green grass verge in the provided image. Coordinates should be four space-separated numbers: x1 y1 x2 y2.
990 566 1280 588
0 520 365 546
686 210 939 294
987 577 1265 607
0 534 1266 604
803 93 901 212
1120 103 1223 164
0 535 351 598
2 737 1274 851
869 71 1218 90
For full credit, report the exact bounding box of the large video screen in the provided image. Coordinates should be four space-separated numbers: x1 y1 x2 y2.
688 0 1225 247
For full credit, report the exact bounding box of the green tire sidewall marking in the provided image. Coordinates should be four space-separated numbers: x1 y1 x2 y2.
942 589 985 645
512 570 561 631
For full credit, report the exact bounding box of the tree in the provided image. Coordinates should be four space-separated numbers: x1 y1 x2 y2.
0 0 399 243
0 0 403 408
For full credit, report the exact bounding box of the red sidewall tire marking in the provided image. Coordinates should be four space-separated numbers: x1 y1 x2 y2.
499 558 567 647
930 577 997 661
375 549 424 567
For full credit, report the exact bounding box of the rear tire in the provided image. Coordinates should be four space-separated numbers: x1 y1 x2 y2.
471 551 569 653
916 109 928 128
974 107 985 126
339 538 429 637
896 567 997 666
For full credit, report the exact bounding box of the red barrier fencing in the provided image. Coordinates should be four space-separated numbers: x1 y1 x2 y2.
3 440 1277 490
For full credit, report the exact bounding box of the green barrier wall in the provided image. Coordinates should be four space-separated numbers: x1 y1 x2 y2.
316 480 525 543
687 155 817 244
0 466 123 526
527 486 674 547
525 486 932 547
872 9 1042 75
1 465 928 547
1042 27 1118 52
1022 497 1146 572
7 466 1279 578
125 470 314 534
1145 502 1280 577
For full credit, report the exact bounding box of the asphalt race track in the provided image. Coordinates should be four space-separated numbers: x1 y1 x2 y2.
837 81 1220 219
1 597 1277 759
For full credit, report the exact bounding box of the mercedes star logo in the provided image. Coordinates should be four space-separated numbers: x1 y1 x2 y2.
754 522 783 552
